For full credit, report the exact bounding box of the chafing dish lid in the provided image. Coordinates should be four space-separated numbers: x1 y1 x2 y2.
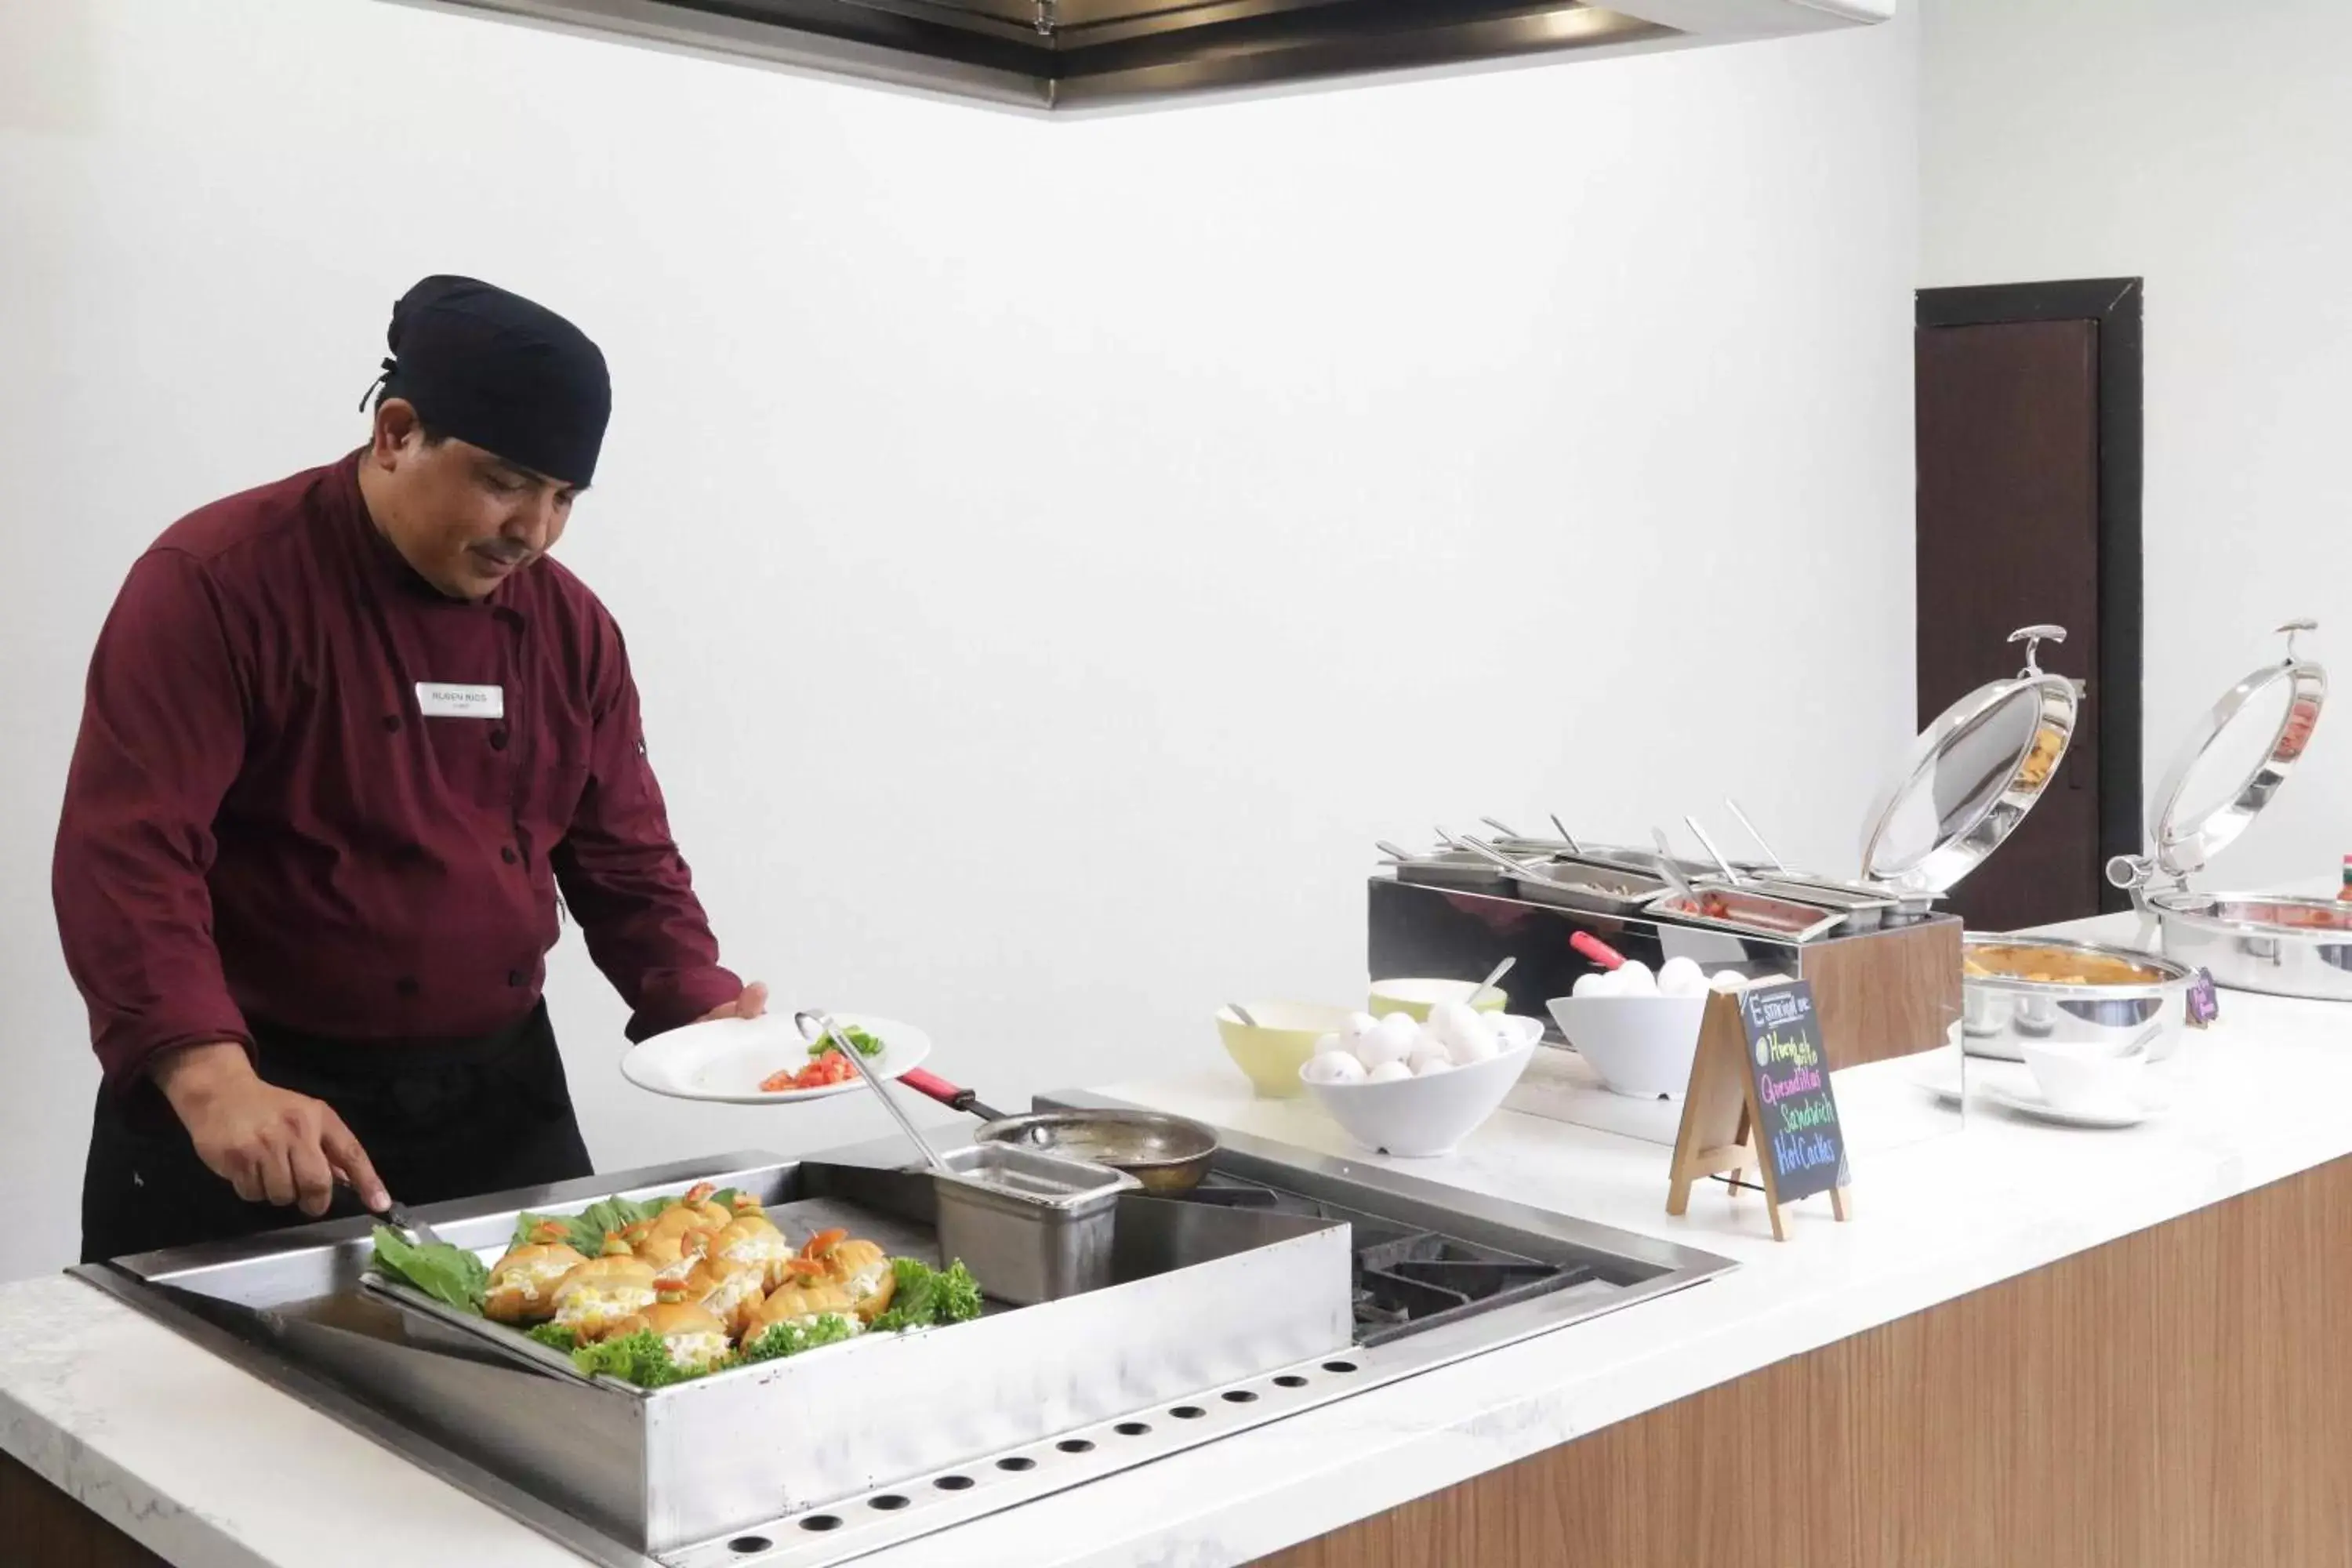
2110 620 2326 888
1860 626 2083 895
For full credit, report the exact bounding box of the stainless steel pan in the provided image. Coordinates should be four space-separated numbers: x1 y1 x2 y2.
901 1070 1221 1192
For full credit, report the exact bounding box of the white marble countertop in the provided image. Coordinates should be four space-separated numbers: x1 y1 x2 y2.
8 912 2350 1567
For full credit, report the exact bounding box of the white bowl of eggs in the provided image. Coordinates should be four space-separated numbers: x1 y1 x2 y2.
1298 1003 1543 1157
1547 959 1788 1100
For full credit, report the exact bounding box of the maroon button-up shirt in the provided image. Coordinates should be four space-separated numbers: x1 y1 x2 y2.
54 453 741 1091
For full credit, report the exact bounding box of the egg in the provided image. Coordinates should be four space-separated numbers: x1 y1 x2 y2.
1365 1060 1414 1084
1448 1024 1500 1065
1406 1042 1454 1076
1708 970 1750 993
1658 959 1710 999
1356 1013 1421 1069
1657 956 1707 993
1572 971 1613 999
1303 1051 1368 1085
1427 1000 1482 1047
1339 1011 1381 1045
1613 964 1659 996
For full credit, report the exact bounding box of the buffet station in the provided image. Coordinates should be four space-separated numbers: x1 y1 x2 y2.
12 619 2351 1568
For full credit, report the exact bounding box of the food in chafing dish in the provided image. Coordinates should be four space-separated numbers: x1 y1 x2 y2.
1963 944 2164 986
485 1225 590 1323
367 1180 985 1390
674 1255 769 1338
754 1279 863 1334
634 1228 713 1291
551 1256 660 1342
605 1302 735 1375
789 1232 898 1322
710 1214 799 1291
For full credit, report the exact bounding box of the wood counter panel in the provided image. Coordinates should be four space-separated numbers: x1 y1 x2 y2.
1265 1154 2352 1568
0 1448 168 1568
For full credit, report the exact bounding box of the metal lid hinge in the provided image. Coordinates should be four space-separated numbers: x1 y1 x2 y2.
2008 623 2067 678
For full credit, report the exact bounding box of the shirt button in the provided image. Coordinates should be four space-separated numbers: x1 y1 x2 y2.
501 846 518 865
489 728 510 751
396 976 419 997
383 714 402 733
506 968 526 988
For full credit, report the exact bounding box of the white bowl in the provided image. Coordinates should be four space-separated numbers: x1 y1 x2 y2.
1299 1016 1541 1157
1546 994 1708 1099
2020 1039 2148 1116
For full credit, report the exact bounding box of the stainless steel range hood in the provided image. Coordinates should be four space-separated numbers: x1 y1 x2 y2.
388 0 1891 113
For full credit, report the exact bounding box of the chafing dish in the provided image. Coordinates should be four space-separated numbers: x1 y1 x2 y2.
2108 621 2344 1000
1698 875 1901 931
1382 846 1511 892
1639 885 1849 944
1443 835 1668 916
1841 625 2100 1057
1960 934 2198 1062
79 1152 1352 1559
1859 625 2083 900
2140 894 2352 1000
1512 862 1671 916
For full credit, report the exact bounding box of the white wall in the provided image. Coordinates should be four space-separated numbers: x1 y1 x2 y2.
1920 0 2351 887
0 0 1917 1279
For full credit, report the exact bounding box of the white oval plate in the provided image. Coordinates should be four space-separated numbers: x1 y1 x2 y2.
1979 1080 2168 1129
619 1012 931 1105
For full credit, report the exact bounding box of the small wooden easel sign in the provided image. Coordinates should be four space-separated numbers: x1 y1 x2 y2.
1666 981 1851 1240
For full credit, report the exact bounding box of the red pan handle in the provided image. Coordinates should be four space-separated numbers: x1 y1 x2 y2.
898 1067 1010 1122
1571 931 1627 971
898 1067 972 1109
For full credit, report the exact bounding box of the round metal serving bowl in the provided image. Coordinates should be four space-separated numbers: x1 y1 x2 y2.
971 1110 1221 1193
2146 891 2352 1002
1960 934 2198 1062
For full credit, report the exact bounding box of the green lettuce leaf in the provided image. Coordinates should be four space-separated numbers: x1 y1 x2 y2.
511 1194 677 1258
738 1313 858 1366
369 1226 489 1316
571 1329 699 1388
526 1323 579 1352
869 1258 983 1333
808 1025 886 1059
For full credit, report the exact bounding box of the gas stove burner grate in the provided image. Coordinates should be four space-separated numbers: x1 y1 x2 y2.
1171 1174 1600 1345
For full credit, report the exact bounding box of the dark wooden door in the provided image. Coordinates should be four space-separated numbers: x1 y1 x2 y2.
1915 318 2102 931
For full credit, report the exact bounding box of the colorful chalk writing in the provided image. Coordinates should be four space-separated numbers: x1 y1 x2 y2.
1735 980 1847 1203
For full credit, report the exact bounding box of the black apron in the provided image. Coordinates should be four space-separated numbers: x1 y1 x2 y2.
80 1000 593 1263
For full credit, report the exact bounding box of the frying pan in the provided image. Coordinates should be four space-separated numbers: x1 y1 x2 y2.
898 1069 1220 1193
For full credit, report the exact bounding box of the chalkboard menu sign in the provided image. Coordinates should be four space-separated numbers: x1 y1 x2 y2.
1733 982 1847 1204
1667 983 1852 1240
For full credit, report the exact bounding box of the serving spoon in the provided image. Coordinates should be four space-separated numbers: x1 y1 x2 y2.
797 1010 956 1178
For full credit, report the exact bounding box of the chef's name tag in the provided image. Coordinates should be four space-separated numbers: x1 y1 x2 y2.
415 681 505 720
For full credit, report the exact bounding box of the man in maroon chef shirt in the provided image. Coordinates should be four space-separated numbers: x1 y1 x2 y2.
55 275 766 1261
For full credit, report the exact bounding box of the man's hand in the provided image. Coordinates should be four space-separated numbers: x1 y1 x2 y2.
153 1041 388 1218
695 981 769 1025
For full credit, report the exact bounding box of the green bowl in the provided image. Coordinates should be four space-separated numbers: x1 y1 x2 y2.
1367 978 1509 1022
1216 1003 1354 1098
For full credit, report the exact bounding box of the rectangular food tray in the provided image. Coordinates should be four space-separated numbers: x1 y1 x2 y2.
105 1152 1355 1557
355 1166 953 1391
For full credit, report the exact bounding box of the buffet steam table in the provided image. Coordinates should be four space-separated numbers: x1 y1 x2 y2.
4 913 2350 1568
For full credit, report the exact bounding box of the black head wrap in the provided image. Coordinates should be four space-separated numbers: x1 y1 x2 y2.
365 276 611 486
